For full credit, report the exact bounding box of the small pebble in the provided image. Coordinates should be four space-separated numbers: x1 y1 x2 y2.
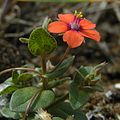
114 83 120 89
105 90 112 98
105 90 120 102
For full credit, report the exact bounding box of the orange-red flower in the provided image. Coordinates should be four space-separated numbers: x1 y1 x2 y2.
48 12 101 48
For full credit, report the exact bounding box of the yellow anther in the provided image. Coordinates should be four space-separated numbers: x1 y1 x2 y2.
74 11 83 18
80 14 83 17
79 12 82 15
74 10 78 15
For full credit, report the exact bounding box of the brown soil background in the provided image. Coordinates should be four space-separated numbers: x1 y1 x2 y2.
0 1 120 120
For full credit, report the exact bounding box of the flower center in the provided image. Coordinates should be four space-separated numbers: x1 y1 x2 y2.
70 22 80 31
70 11 83 31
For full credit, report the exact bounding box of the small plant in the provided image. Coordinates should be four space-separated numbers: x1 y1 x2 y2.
0 11 104 120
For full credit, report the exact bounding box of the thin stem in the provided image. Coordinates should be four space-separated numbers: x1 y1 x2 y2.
60 46 70 63
46 92 69 109
24 88 43 120
41 56 48 89
41 57 46 74
52 46 70 72
0 67 38 75
0 67 45 77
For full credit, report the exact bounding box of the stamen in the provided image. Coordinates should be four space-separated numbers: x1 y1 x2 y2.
74 10 83 18
76 12 83 18
74 10 78 15
76 18 80 24
70 11 84 31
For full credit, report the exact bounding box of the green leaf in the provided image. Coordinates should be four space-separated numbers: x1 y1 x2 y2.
12 71 33 84
1 106 20 119
32 90 55 111
69 82 90 110
28 27 57 56
90 84 104 92
74 110 87 120
48 102 74 119
94 85 104 92
74 65 101 85
74 69 84 85
18 73 33 82
46 56 75 79
4 77 13 85
78 66 93 77
48 77 71 89
74 66 93 85
19 37 29 43
10 87 55 112
0 86 18 95
12 70 19 84
53 117 64 120
10 87 38 112
48 102 87 120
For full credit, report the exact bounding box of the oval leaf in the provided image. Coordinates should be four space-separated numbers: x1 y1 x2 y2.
69 82 90 110
10 87 55 112
32 90 55 111
28 27 57 56
0 86 17 95
1 106 20 119
10 87 38 112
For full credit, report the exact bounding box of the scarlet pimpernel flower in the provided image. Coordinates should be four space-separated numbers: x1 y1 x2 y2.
48 11 101 48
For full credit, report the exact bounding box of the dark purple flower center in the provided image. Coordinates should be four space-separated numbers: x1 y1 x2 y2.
70 22 79 31
69 16 83 31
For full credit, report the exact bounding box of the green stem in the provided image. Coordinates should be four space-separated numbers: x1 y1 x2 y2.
41 56 48 89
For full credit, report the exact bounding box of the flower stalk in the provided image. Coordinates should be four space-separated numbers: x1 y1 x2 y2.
52 46 70 72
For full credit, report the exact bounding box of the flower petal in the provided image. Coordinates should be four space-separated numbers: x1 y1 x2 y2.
80 19 96 29
58 14 74 24
79 30 101 42
63 30 84 48
48 21 68 33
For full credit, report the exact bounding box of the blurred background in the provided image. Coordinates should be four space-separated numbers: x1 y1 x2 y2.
0 0 120 120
